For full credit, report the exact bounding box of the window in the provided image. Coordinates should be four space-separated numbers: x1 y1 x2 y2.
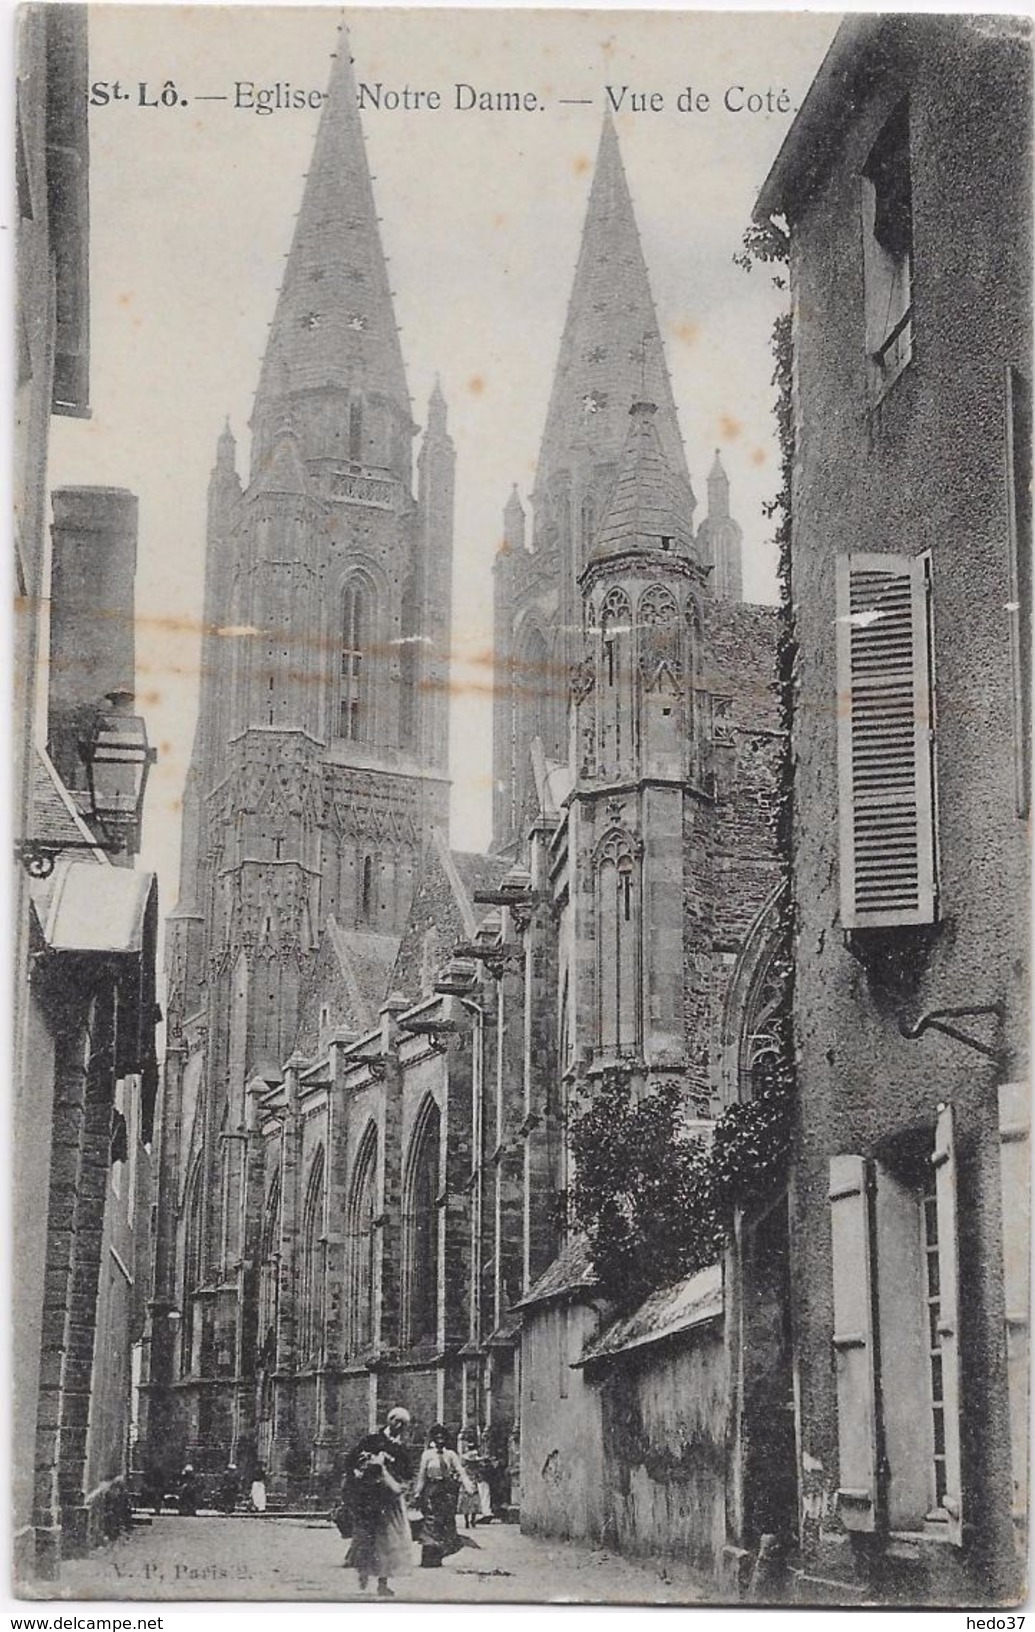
829 1103 962 1542
402 1098 441 1348
340 579 374 741
862 101 913 396
998 1082 1030 1539
836 553 937 928
1006 368 1032 817
257 1174 281 1369
181 1160 205 1375
349 399 363 464
598 587 633 774
596 834 640 1054
345 1125 378 1358
299 1148 325 1365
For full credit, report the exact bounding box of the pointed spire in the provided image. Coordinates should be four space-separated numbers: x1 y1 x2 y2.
426 375 448 437
591 401 695 558
535 116 691 506
250 21 411 475
502 484 526 554
216 417 237 471
707 448 730 519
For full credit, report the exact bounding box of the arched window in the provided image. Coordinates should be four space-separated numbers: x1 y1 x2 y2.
340 579 375 742
299 1147 325 1365
349 399 363 465
516 626 550 816
257 1173 281 1371
596 834 640 1054
181 1159 204 1375
638 585 682 686
598 587 633 774
360 854 374 922
686 597 705 771
345 1125 378 1358
402 1098 441 1349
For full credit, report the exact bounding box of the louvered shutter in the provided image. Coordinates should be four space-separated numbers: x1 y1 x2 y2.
836 553 936 928
997 1082 1030 1536
829 1154 879 1531
932 1102 963 1544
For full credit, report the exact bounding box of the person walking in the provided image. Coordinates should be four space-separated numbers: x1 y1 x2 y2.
457 1428 481 1529
250 1466 268 1514
177 1464 200 1517
342 1406 414 1596
413 1424 475 1567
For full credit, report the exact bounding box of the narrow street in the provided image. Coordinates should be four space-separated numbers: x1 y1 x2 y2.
48 1513 719 1605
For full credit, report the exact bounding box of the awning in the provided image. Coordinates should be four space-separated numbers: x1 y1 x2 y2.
575 1262 723 1368
34 857 157 954
30 858 160 1137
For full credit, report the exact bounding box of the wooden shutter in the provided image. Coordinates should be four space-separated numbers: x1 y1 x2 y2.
836 553 936 928
829 1154 879 1531
932 1102 963 1544
997 1082 1030 1536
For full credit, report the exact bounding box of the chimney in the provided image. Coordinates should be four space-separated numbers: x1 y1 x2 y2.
48 486 138 791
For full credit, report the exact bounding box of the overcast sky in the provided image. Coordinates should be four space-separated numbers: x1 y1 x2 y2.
46 4 841 907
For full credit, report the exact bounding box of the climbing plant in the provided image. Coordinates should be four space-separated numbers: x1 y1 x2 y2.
568 1075 722 1310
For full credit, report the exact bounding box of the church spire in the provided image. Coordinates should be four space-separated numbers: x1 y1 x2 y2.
591 400 695 559
535 114 692 512
250 22 412 480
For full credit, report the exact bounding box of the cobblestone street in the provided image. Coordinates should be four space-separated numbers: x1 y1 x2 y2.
45 1514 719 1606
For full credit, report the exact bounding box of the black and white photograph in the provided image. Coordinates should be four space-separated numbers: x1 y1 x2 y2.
11 2 1032 1612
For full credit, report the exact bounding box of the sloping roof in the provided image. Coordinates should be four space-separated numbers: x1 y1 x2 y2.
513 1234 598 1311
326 921 400 1025
31 745 99 851
390 833 509 1000
575 1263 723 1367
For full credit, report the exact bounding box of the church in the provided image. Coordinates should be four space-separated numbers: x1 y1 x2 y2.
142 21 781 1540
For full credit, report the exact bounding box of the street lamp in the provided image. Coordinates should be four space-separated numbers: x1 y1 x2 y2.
15 690 156 877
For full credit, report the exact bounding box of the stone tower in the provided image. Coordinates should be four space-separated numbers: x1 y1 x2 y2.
154 22 453 1467
492 114 694 849
569 400 712 1094
696 449 744 602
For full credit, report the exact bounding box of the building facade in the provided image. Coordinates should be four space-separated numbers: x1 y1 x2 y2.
753 15 1031 1604
143 25 781 1533
14 9 160 1581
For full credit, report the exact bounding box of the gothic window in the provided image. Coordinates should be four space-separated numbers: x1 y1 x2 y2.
638 585 682 689
299 1147 325 1366
181 1159 204 1375
345 1125 378 1357
402 1098 441 1349
257 1174 281 1371
360 853 375 923
349 399 363 464
340 578 375 742
598 588 632 774
596 832 640 1054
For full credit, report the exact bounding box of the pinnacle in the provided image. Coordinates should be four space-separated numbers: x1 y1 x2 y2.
591 400 695 558
251 20 410 461
535 115 691 502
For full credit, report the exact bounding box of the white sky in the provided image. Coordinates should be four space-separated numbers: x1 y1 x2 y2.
47 5 841 908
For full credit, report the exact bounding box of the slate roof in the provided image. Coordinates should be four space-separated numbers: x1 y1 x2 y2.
513 1233 598 1311
252 20 410 436
535 115 691 507
575 1263 723 1367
